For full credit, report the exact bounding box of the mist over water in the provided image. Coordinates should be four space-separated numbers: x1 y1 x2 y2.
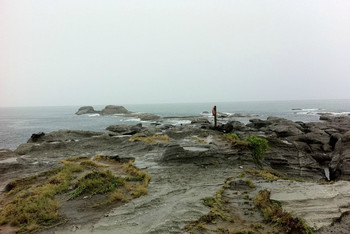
1 99 350 150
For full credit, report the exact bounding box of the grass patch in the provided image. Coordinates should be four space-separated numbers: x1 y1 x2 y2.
70 170 124 199
65 155 89 162
0 158 151 233
192 136 207 144
246 136 269 169
122 161 151 186
79 160 105 168
129 133 169 144
224 134 269 169
254 190 313 234
240 179 255 188
244 168 305 182
122 160 152 198
0 161 82 232
186 188 228 233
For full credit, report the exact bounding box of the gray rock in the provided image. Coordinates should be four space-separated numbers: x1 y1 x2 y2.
75 106 97 115
106 125 129 133
137 113 160 121
27 132 45 143
246 118 270 129
101 105 130 115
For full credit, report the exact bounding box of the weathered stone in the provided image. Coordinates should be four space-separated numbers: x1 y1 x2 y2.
101 105 130 115
27 132 45 143
75 106 97 115
137 113 160 121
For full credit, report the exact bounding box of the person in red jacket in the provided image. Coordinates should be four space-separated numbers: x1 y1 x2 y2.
212 105 217 128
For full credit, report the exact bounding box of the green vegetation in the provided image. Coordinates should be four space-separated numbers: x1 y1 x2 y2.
129 133 169 144
0 161 82 233
225 133 269 169
71 170 124 199
254 190 313 234
122 160 151 198
240 179 255 188
186 188 228 233
224 133 249 150
244 168 305 182
246 136 269 169
0 157 151 233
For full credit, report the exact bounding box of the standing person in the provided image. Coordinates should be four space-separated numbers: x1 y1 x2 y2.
212 105 217 128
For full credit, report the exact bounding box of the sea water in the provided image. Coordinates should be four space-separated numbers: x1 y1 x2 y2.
1 99 350 150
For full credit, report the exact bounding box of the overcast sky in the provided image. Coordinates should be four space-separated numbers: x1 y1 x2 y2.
1 0 350 107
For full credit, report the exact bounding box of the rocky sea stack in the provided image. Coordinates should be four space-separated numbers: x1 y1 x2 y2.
75 105 130 116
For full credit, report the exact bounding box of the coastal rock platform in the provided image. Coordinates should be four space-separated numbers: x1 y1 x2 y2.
1 114 350 233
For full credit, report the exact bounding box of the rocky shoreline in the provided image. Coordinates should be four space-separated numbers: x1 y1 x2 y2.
1 107 350 233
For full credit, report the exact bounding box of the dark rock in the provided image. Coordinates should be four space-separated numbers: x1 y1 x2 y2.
27 132 45 143
106 123 142 134
75 106 97 115
130 123 142 132
246 119 270 129
216 122 234 133
191 118 210 124
106 125 129 133
268 125 303 138
230 121 247 131
101 105 130 115
330 132 350 180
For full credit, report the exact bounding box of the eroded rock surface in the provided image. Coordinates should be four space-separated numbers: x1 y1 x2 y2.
1 115 350 233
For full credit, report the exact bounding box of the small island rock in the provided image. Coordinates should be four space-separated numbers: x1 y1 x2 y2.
75 106 97 115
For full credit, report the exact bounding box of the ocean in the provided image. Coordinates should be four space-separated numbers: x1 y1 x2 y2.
1 99 350 150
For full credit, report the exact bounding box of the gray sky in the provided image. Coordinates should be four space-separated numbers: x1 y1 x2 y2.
1 0 350 107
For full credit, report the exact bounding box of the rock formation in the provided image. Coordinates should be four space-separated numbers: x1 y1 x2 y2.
1 114 350 233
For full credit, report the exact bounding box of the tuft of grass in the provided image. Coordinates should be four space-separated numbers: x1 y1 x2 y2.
201 197 216 208
246 136 269 169
254 190 313 234
225 134 269 169
71 170 124 199
122 160 151 199
244 169 305 182
240 179 255 188
65 155 89 162
122 161 151 186
224 133 250 150
0 162 82 232
131 186 148 198
192 136 207 144
129 133 169 144
109 189 128 202
79 160 105 168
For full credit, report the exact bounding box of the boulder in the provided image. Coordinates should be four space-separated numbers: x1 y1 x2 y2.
268 125 303 138
75 106 97 115
101 105 130 115
246 119 270 129
106 125 129 133
27 132 45 143
330 132 350 180
191 118 210 125
106 123 143 134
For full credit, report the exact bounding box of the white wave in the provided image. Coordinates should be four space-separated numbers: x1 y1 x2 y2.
296 111 318 115
125 118 141 122
319 111 350 116
169 120 191 125
87 113 100 117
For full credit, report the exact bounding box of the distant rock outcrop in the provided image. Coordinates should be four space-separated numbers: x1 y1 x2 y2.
75 106 97 115
100 105 130 115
